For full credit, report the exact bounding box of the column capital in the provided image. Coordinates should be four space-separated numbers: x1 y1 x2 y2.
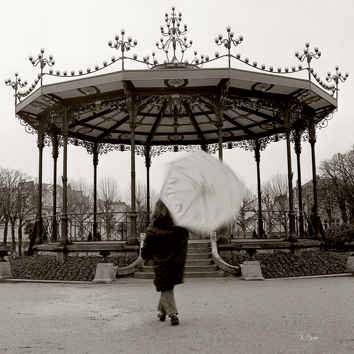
51 135 59 159
293 130 302 155
254 140 261 162
144 146 152 168
308 118 317 145
37 122 45 149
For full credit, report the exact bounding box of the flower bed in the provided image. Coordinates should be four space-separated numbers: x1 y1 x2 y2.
9 251 349 281
224 251 348 279
324 223 354 250
10 256 134 282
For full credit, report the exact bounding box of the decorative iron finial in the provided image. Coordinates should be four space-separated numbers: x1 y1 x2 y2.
295 43 321 81
29 48 55 85
108 29 138 70
5 72 28 105
156 6 193 64
326 66 349 101
215 27 243 68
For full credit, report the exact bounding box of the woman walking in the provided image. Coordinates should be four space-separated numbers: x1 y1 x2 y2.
141 199 189 326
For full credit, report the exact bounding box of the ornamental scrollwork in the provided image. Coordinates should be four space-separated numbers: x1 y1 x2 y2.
197 80 229 119
48 103 65 127
232 135 282 153
18 115 38 135
205 143 220 155
135 144 202 158
289 100 303 126
300 129 310 143
117 144 131 152
316 112 334 130
123 83 153 126
68 138 118 157
226 96 283 117
43 136 52 148
97 141 118 155
69 98 127 126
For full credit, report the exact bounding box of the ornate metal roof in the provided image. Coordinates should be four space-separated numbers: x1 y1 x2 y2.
13 7 338 154
15 67 336 147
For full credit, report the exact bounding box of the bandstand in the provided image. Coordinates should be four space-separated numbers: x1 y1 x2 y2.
8 7 347 259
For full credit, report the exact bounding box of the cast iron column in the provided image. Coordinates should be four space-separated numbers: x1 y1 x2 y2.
36 122 44 244
52 135 59 241
129 119 138 245
255 139 264 238
217 122 223 162
309 117 322 241
285 103 298 242
93 142 98 240
294 130 304 238
145 145 151 227
60 106 68 248
216 118 228 243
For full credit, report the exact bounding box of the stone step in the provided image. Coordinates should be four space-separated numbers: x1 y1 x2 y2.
184 271 225 278
133 270 225 279
187 247 211 253
187 253 212 260
186 259 213 266
143 259 213 267
188 241 211 249
186 265 219 272
134 240 221 278
140 265 218 273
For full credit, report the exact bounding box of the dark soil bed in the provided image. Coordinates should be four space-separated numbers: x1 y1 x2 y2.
9 251 349 282
10 256 134 282
224 251 348 279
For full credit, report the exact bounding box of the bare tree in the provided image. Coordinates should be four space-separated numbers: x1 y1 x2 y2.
319 146 354 223
124 180 149 212
66 179 92 241
0 168 35 255
262 173 289 237
316 178 340 227
124 180 159 232
231 188 257 238
16 181 36 255
98 176 122 240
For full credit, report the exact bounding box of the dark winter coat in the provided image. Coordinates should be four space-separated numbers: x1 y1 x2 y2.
141 220 189 292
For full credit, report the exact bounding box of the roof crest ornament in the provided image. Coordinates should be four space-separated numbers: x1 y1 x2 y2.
156 6 192 64
8 8 346 103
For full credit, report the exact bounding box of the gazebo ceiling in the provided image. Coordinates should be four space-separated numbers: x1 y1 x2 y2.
15 66 337 148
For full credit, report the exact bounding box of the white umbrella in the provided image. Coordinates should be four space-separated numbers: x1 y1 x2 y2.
160 150 246 235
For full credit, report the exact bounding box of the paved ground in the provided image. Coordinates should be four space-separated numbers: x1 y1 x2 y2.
0 276 353 354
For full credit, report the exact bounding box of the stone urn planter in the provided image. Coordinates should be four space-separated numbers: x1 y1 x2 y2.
0 245 12 281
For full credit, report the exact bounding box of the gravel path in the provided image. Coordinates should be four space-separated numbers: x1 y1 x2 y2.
0 276 353 354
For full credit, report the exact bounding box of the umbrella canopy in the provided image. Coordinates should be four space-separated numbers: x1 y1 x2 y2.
160 150 246 235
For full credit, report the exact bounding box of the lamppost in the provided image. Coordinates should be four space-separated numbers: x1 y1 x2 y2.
5 73 27 105
108 29 138 70
215 26 243 68
29 48 55 86
295 43 321 81
326 66 349 101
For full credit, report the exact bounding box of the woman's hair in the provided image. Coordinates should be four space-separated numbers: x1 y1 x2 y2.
152 199 173 227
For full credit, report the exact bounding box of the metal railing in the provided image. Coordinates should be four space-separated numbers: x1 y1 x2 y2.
229 210 316 240
36 210 317 242
40 211 149 242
